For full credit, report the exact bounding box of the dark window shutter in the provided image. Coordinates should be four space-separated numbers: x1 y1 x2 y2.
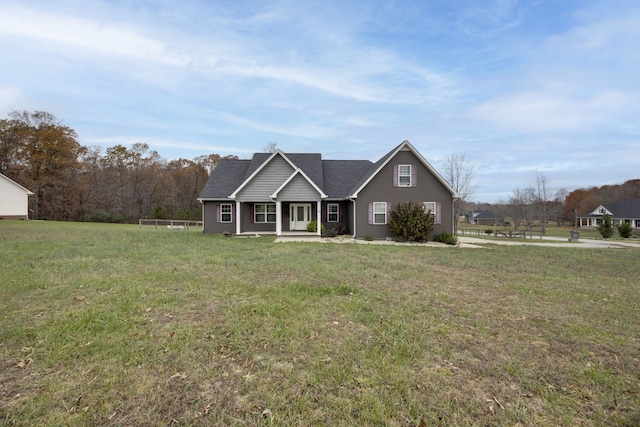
322 203 326 222
411 164 417 187
250 204 254 223
231 203 235 223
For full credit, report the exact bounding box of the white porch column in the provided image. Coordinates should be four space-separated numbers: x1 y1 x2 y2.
316 200 322 236
235 201 241 235
276 200 282 236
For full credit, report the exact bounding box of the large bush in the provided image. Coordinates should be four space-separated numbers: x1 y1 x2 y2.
598 214 614 238
389 201 435 242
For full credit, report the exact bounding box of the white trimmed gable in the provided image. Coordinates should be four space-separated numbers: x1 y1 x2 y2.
590 205 613 216
350 140 458 199
271 169 327 201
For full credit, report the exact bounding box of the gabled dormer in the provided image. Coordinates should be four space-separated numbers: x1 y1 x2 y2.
590 205 613 216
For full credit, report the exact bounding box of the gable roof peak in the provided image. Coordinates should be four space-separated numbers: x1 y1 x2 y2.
349 140 458 199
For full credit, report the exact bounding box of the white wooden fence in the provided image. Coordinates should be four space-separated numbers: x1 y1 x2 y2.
138 219 203 230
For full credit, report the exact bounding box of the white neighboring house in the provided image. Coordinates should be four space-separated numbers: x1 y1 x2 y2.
578 199 640 229
0 173 34 220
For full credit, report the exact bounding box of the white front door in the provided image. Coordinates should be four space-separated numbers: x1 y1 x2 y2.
290 203 311 231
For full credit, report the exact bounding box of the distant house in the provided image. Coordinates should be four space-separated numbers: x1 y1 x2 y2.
0 174 34 220
466 210 503 226
578 199 640 229
198 141 458 239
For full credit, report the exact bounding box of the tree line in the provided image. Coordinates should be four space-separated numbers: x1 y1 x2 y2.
467 176 640 230
0 110 237 222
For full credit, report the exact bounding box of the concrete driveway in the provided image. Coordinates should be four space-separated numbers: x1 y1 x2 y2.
457 235 640 249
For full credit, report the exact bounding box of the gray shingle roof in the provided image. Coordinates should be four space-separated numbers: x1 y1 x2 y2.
322 160 374 198
285 154 323 188
605 198 640 218
199 159 251 199
469 210 501 219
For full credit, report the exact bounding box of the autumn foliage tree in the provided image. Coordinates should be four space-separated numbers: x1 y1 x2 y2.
1 111 85 219
0 110 236 222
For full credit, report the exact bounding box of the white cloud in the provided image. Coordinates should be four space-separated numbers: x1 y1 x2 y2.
84 135 250 156
0 4 187 66
471 86 631 132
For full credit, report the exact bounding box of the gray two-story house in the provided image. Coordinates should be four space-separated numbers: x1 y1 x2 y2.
198 141 458 240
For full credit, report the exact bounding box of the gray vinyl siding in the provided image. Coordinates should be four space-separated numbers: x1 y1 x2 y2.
235 155 294 202
277 174 321 201
202 201 235 234
354 150 454 239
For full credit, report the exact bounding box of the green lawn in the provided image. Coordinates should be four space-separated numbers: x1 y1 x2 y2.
1 221 639 426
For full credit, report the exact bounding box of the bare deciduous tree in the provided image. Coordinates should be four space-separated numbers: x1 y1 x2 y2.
534 172 550 234
263 141 278 153
443 153 478 228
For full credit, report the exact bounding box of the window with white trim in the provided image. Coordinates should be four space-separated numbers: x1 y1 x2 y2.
398 164 411 186
327 204 339 222
374 202 387 224
220 203 232 222
254 203 276 223
423 202 436 217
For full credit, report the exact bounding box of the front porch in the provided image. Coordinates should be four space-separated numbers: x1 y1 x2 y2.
235 200 323 237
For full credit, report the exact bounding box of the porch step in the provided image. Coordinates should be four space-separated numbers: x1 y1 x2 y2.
274 234 322 242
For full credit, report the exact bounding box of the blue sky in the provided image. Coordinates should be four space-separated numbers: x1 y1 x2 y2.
1 0 638 202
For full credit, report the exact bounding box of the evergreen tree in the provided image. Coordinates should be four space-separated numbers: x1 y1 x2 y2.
597 214 614 238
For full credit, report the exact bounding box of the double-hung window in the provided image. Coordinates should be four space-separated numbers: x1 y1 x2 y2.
373 202 387 224
398 165 411 186
327 204 339 222
254 203 276 223
423 202 436 217
220 203 232 222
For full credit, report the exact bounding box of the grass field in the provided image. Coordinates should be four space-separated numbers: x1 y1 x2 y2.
1 221 639 426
